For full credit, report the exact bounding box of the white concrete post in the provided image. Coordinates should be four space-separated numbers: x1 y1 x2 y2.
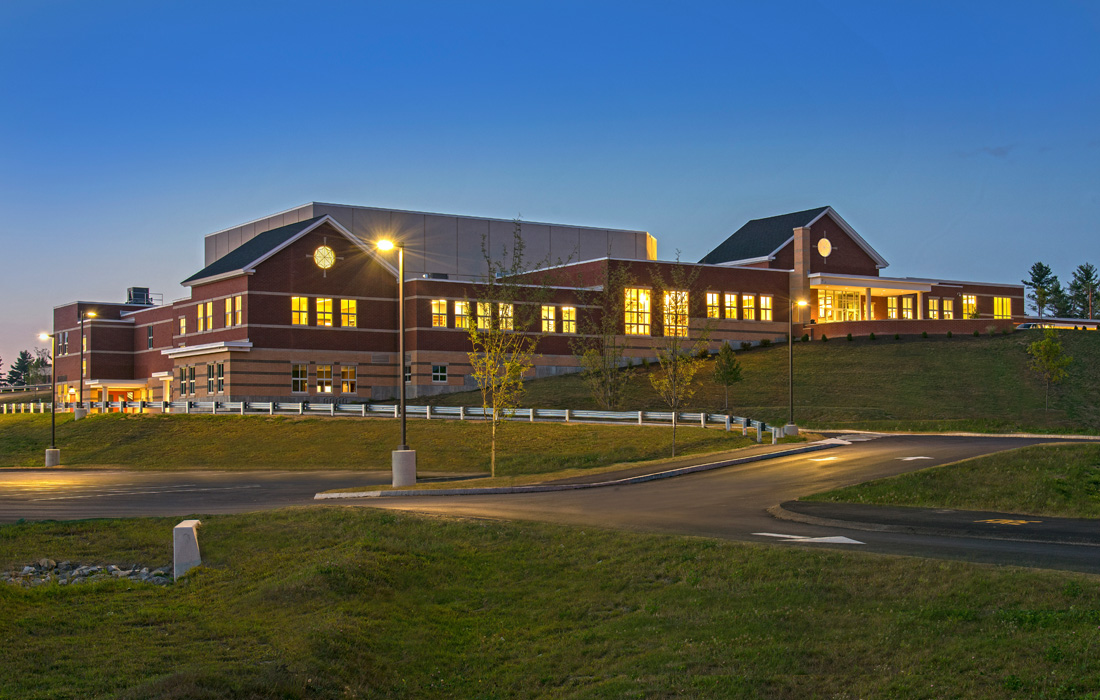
755 421 762 443
459 405 465 421
530 407 535 422
565 408 571 422
361 403 366 417
426 405 432 420
394 404 399 419
917 291 925 321
240 401 245 416
298 402 304 415
772 428 779 445
865 287 873 321
725 415 731 432
392 449 416 487
329 403 335 416
173 519 202 581
184 401 190 415
638 410 644 425
268 402 274 415
700 413 707 428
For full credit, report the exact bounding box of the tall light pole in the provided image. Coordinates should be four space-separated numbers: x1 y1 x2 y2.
787 298 809 435
77 310 96 420
376 239 415 486
38 332 59 467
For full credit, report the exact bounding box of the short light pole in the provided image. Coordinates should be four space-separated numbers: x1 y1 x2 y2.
38 332 60 467
76 310 96 420
786 298 809 435
376 239 416 487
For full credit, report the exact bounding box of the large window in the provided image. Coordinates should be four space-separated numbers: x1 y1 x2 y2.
887 297 898 319
292 297 309 325
341 365 356 394
943 299 954 320
994 296 1012 319
291 364 307 393
724 293 738 320
624 288 651 335
224 298 233 327
341 299 357 327
197 305 205 332
817 291 862 322
541 305 556 333
197 302 212 332
316 298 333 327
477 302 492 330
316 365 333 393
663 290 689 337
455 301 470 329
498 303 514 331
962 295 977 319
431 299 448 327
760 295 773 322
706 292 720 319
562 306 577 334
902 296 914 320
742 294 756 321
235 295 242 326
432 365 447 383
928 298 940 320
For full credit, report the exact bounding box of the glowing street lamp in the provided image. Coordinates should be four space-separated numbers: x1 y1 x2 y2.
78 310 96 412
375 238 415 486
787 298 810 434
37 332 59 467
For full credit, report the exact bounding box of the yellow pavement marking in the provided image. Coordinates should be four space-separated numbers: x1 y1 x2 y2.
976 518 1042 525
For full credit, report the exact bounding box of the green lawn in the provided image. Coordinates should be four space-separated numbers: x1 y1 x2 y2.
0 413 758 473
425 331 1100 434
805 442 1100 519
2 508 1100 698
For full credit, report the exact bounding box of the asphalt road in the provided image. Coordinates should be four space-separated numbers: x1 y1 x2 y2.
2 434 1097 573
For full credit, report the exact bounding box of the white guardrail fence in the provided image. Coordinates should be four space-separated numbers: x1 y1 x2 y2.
1 401 786 444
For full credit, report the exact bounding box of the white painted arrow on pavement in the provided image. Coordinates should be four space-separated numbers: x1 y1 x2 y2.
898 456 933 461
752 532 865 545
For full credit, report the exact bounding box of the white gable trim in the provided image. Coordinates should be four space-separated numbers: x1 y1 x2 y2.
806 207 890 269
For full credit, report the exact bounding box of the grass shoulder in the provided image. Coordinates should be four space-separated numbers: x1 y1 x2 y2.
805 443 1100 519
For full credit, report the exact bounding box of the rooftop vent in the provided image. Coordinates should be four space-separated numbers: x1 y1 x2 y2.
126 287 160 306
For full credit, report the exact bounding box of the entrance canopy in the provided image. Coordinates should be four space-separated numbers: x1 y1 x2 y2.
808 273 935 322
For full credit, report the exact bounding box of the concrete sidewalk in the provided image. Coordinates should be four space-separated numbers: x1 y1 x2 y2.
316 439 846 500
773 500 1100 546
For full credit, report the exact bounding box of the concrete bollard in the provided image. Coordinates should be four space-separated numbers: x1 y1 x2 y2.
45 449 60 467
392 449 417 487
173 520 202 581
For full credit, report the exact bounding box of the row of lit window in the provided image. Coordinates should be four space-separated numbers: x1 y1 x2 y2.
292 297 358 327
179 296 243 336
430 300 578 333
702 292 774 322
883 295 1011 320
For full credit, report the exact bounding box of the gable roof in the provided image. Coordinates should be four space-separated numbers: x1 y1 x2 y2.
182 215 389 286
698 206 889 269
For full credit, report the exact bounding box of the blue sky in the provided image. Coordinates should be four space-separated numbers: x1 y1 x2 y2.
1 1 1098 367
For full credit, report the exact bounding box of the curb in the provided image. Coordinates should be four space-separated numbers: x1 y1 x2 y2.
805 428 1100 441
315 439 847 500
767 502 1100 547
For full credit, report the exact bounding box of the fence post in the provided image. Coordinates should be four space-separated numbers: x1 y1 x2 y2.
426 405 432 420
185 401 190 415
394 404 399 419
361 403 366 417
268 402 274 415
240 401 245 416
530 407 535 422
299 402 304 416
724 414 731 431
700 412 707 428
565 408 571 422
330 403 335 417
459 405 465 421
772 427 779 445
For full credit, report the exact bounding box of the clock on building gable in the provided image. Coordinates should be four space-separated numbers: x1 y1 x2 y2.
307 238 342 277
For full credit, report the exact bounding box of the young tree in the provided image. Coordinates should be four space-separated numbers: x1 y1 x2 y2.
647 257 712 457
26 346 51 385
570 262 636 409
1068 262 1098 319
1022 262 1058 318
6 350 33 386
713 342 743 411
465 219 548 478
1027 329 1072 413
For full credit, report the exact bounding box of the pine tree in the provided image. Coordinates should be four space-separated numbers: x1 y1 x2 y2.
1068 263 1098 319
1022 262 1058 318
6 350 33 386
713 342 743 411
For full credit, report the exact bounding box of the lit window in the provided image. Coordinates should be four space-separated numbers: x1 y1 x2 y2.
624 288 651 335
498 303 514 331
179 317 186 335
291 364 307 393
147 326 154 350
760 295 773 322
316 298 333 326
197 305 205 332
994 297 1012 319
742 294 756 321
431 299 448 327
455 301 470 329
902 297 914 320
928 298 940 320
477 302 492 330
818 292 833 321
432 365 447 382
943 299 954 320
235 296 243 326
706 292 720 319
663 290 689 337
317 365 333 393
224 298 233 327
207 364 215 393
724 293 738 320
962 295 977 319
541 305 556 333
341 365 357 394
888 297 898 319
82 359 87 378
83 334 87 352
217 363 224 393
292 297 308 325
201 302 213 331
341 299 357 328
562 306 577 333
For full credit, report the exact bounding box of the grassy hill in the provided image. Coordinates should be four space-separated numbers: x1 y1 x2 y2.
425 330 1100 434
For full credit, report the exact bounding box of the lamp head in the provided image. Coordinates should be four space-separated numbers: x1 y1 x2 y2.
38 333 49 341
376 239 395 251
796 300 809 307
86 311 97 318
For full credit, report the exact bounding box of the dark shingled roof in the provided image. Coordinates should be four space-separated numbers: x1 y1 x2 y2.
698 207 829 265
182 216 326 284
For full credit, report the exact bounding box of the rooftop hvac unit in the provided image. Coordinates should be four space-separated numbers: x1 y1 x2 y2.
127 287 153 305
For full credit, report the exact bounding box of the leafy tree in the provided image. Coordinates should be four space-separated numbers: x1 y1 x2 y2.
1068 263 1098 319
466 219 550 478
1027 329 1072 413
25 346 51 385
1022 262 1058 318
6 350 33 386
570 262 636 410
713 342 742 411
648 256 712 457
